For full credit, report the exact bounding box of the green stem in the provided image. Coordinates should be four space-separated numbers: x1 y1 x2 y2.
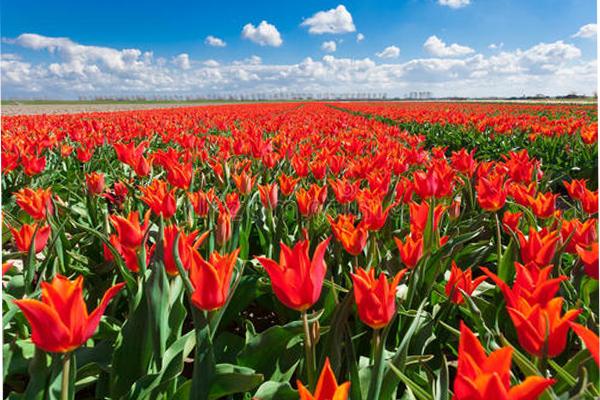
302 311 316 390
367 329 386 400
495 212 502 265
61 353 71 400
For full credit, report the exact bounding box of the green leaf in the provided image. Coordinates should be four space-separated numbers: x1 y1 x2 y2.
253 381 297 400
208 363 264 399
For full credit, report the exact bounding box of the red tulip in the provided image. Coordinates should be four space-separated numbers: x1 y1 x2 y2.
160 225 208 276
232 170 256 195
328 214 368 256
258 183 278 210
297 358 350 400
14 275 124 353
453 321 554 400
85 172 105 195
502 211 522 234
394 235 423 269
351 267 406 329
256 236 330 311
187 189 216 217
189 249 239 311
445 262 486 304
476 174 507 212
527 192 558 219
215 209 232 245
516 228 560 267
278 173 299 196
576 242 598 279
14 187 53 220
569 322 599 366
139 179 177 219
9 223 51 253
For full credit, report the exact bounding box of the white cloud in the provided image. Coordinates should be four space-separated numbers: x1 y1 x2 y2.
424 35 474 57
572 23 597 39
1 33 595 99
203 59 220 67
173 53 191 70
321 40 337 52
488 42 504 50
356 33 365 42
376 45 400 59
242 21 282 47
301 5 356 34
438 0 470 9
205 35 226 47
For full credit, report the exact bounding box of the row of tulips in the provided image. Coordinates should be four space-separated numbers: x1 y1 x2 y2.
2 102 598 399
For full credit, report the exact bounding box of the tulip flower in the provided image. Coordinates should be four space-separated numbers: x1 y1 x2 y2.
569 322 599 366
14 275 125 353
215 209 232 246
476 174 507 212
453 321 554 400
580 188 599 214
279 173 299 196
563 179 588 201
109 210 150 250
9 223 51 253
516 228 560 267
508 182 537 208
560 218 597 254
76 147 94 163
187 189 215 217
189 249 239 311
351 267 406 329
576 242 598 279
527 192 558 219
408 201 446 237
164 161 193 190
451 148 478 177
394 234 423 269
296 185 327 218
329 178 359 204
328 214 368 256
160 225 208 276
139 179 177 219
358 197 392 231
85 172 105 195
22 154 46 176
482 262 566 307
258 183 278 210
232 170 256 195
256 236 330 311
502 211 522 234
14 187 54 220
225 192 241 218
445 262 486 304
506 296 581 358
297 358 350 400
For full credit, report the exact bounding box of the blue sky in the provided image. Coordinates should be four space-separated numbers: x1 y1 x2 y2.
1 0 597 98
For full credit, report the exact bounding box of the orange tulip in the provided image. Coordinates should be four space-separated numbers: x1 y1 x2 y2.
351 267 406 329
258 183 278 210
9 223 51 253
482 262 566 308
215 209 232 245
256 236 330 311
109 210 150 250
329 178 359 204
187 189 215 217
408 201 445 237
357 197 392 231
278 173 299 196
14 275 124 353
445 262 486 304
14 187 53 220
507 296 580 358
189 249 239 311
296 185 327 218
576 242 598 279
453 321 554 400
139 179 177 219
527 192 558 219
297 358 350 400
160 225 208 276
328 214 368 256
85 172 105 195
502 211 522 234
516 228 560 267
580 188 598 214
232 170 256 195
476 174 507 212
569 322 599 366
560 218 597 254
394 234 423 269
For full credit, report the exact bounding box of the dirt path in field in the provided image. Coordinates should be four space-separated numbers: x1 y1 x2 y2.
0 102 240 116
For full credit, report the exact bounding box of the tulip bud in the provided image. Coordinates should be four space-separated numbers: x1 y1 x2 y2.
85 172 105 195
216 211 232 245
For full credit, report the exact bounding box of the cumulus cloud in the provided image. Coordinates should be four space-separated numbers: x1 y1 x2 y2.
376 46 400 59
173 53 191 70
301 5 356 34
424 35 475 57
205 35 226 47
488 42 504 50
242 21 282 47
1 33 595 99
572 23 597 39
356 33 365 42
321 40 337 52
438 0 470 9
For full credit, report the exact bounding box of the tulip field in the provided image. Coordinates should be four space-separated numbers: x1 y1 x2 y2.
2 101 599 400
